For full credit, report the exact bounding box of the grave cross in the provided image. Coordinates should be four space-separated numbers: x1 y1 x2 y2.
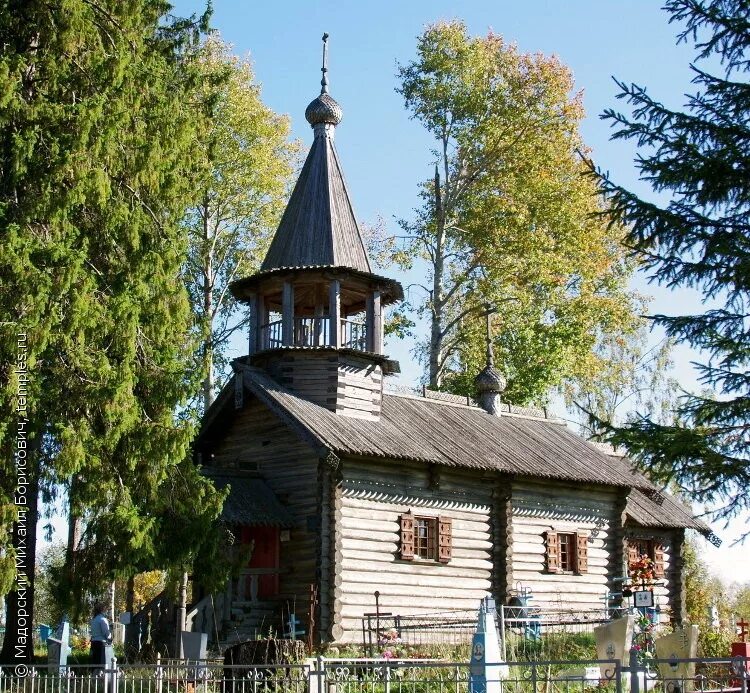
737 618 749 643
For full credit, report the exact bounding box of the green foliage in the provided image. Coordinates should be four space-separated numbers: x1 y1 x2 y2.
698 630 734 658
0 0 225 628
565 326 679 437
394 21 640 403
595 0 750 535
183 36 300 412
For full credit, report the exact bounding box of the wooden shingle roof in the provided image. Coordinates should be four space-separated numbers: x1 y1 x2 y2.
197 366 711 536
234 366 649 489
206 473 294 527
259 129 371 273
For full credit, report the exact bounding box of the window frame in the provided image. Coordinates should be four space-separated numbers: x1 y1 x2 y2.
399 511 452 563
627 537 665 578
545 529 589 575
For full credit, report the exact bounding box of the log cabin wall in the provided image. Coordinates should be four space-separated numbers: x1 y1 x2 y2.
623 524 676 624
332 457 494 643
209 398 320 621
253 351 383 421
510 478 619 612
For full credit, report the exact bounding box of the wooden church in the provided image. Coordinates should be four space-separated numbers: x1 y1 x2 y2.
195 40 711 645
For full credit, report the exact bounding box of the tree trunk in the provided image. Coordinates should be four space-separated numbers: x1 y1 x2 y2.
202 198 215 412
0 436 39 664
429 165 446 388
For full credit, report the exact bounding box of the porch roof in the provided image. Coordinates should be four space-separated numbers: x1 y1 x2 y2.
206 473 294 528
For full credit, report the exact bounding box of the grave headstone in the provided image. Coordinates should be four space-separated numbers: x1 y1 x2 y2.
46 616 70 673
594 614 634 681
469 596 508 693
654 625 699 693
180 631 207 661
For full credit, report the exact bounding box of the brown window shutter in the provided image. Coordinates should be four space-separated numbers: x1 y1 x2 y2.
575 532 589 574
627 542 639 567
438 516 452 563
653 542 665 578
399 513 414 560
545 531 560 573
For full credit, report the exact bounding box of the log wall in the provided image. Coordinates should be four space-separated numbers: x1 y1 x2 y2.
209 399 320 622
332 458 495 643
510 479 620 612
253 351 383 420
624 523 677 624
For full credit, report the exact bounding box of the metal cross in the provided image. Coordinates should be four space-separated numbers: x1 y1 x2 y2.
320 33 329 94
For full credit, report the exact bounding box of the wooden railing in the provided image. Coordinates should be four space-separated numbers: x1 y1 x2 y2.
341 319 367 350
258 316 369 351
260 319 283 349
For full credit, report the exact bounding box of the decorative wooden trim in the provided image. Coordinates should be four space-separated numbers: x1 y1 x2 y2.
399 512 414 561
545 530 560 573
575 532 589 574
653 542 665 578
437 516 452 563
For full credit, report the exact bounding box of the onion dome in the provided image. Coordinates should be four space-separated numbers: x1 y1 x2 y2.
475 364 507 394
305 93 343 126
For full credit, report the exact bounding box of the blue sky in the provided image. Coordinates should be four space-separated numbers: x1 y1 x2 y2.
165 1 745 582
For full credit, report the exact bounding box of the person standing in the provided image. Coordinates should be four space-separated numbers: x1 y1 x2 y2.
89 602 111 669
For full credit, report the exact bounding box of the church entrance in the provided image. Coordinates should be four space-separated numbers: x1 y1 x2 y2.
239 526 280 600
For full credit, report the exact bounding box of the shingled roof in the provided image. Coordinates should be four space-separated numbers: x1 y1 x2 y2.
197 365 711 537
206 473 294 527
220 366 645 488
259 125 371 274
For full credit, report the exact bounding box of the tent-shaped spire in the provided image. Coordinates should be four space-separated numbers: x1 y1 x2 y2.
260 34 371 274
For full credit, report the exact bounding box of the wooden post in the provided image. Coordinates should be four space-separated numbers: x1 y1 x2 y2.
372 290 382 353
247 292 258 355
329 279 341 348
314 294 325 345
282 281 294 346
366 293 374 352
177 571 188 658
257 294 266 349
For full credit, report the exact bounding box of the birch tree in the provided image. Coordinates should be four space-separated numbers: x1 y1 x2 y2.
396 22 639 401
184 37 299 412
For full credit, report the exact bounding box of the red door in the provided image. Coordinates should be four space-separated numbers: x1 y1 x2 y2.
240 526 280 599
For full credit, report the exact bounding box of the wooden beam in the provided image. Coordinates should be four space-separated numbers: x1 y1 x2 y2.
329 279 341 348
247 292 258 355
257 294 266 350
282 281 294 346
372 290 382 353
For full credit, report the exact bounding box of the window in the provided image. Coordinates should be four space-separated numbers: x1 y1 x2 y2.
558 533 575 572
545 530 588 574
399 512 452 563
627 538 665 578
415 517 435 559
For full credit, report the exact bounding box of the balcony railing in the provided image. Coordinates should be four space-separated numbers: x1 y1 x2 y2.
259 316 369 351
341 318 367 350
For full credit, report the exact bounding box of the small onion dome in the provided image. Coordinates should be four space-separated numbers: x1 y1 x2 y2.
475 364 507 394
305 93 343 126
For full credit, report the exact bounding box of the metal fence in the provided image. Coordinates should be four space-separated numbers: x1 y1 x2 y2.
361 606 625 658
1 654 747 693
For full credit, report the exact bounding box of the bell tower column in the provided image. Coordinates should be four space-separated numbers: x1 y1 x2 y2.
282 281 294 346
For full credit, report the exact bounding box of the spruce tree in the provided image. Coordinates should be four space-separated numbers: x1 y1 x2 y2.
597 0 750 536
0 1 224 660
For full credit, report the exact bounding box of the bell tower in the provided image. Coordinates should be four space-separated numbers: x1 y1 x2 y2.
230 35 402 421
